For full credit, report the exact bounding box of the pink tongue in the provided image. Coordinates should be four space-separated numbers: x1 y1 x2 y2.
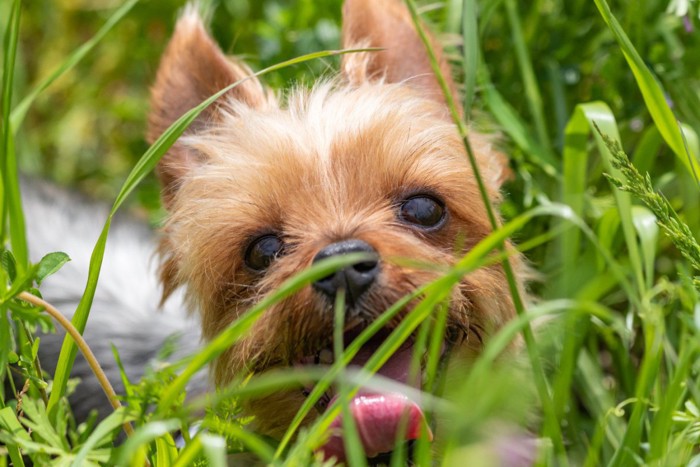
315 342 432 463
317 392 431 462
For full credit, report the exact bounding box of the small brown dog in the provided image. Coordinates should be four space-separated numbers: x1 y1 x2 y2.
147 0 522 462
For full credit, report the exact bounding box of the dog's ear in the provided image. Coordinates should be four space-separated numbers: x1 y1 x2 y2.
341 0 459 112
148 8 268 207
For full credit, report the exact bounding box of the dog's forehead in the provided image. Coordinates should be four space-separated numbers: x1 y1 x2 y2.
168 82 508 256
186 83 473 208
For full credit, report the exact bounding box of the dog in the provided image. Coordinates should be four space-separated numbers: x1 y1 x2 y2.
146 0 523 463
30 0 524 463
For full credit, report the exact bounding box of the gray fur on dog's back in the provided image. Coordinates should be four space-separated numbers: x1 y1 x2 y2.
22 179 206 421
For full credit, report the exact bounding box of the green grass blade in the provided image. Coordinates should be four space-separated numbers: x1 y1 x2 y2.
632 126 662 175
572 102 646 294
199 433 227 467
334 290 368 467
482 82 559 176
46 218 112 416
154 433 179 466
560 105 590 295
191 367 329 406
9 0 139 131
469 299 624 380
1 0 20 248
610 327 663 467
115 419 181 466
593 0 700 181
556 102 648 424
5 133 27 270
630 206 658 290
172 435 204 467
577 351 625 457
461 0 478 115
503 0 550 153
647 337 698 462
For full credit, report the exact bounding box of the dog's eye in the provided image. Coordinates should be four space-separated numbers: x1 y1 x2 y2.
245 235 284 271
399 195 445 228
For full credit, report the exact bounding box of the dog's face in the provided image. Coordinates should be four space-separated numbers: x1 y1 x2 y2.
148 0 520 462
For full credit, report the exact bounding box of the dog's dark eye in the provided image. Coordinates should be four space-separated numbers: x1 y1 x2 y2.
399 195 445 228
245 235 284 271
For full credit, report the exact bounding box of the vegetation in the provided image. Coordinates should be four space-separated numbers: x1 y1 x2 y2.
1 0 699 465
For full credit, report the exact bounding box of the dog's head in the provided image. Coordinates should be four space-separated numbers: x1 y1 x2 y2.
148 0 521 462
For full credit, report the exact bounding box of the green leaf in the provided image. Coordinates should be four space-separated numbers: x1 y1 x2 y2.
0 406 29 467
35 252 70 285
71 408 134 467
19 398 69 451
31 336 40 360
1 249 17 281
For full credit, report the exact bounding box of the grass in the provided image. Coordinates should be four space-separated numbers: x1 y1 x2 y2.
2 0 700 465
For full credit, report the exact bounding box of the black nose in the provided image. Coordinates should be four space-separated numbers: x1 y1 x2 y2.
312 239 380 307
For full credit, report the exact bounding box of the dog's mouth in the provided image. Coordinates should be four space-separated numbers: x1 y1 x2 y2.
299 326 443 464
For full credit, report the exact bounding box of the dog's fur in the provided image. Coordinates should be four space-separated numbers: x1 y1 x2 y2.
147 0 522 450
26 179 206 422
32 0 524 461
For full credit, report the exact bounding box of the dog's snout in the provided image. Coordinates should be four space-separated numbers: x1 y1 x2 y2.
312 239 379 306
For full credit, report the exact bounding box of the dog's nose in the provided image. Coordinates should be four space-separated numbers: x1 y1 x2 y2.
312 239 380 307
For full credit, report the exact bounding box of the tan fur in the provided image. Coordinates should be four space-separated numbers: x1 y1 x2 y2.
149 0 523 447
341 0 460 112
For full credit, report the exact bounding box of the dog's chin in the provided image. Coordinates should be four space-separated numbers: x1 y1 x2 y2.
294 325 448 464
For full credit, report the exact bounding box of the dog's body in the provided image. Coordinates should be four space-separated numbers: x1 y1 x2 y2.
26 179 206 422
33 0 524 463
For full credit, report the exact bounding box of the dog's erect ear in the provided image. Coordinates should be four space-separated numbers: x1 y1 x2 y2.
341 0 459 111
148 9 268 207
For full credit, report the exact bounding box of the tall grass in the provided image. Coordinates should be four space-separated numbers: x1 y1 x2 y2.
1 0 699 466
